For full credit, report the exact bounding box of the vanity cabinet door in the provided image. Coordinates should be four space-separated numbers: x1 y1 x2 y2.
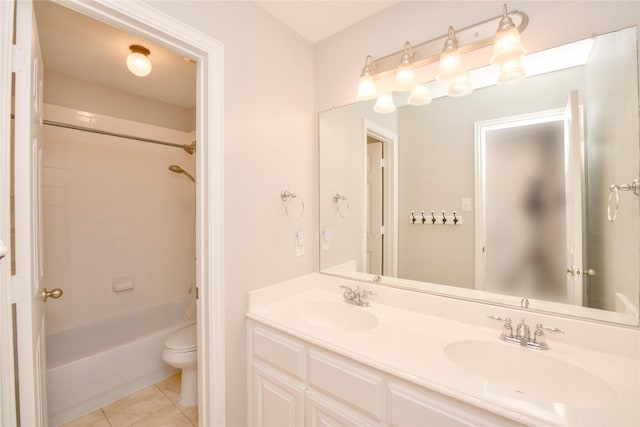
252 361 304 427
388 382 522 427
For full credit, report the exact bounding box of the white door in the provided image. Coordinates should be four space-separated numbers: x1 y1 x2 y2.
13 1 49 424
366 141 383 275
564 90 584 305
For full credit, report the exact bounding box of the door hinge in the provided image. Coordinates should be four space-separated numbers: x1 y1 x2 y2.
380 226 385 235
379 159 385 168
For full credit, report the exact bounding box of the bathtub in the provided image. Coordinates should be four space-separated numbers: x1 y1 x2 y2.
46 299 196 426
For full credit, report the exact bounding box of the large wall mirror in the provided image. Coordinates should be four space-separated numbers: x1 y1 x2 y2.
319 26 640 326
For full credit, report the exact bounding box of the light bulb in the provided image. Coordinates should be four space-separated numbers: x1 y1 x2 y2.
408 84 431 106
126 45 152 77
373 94 395 114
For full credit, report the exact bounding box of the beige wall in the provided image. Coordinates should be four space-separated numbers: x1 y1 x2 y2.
143 2 315 426
44 70 195 132
585 28 640 312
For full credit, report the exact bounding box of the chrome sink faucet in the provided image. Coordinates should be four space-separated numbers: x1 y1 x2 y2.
340 285 376 307
488 316 564 350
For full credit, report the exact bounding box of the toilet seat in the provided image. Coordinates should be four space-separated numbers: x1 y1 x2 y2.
164 324 196 353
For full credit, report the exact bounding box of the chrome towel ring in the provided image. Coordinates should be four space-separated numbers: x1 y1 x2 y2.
608 178 639 222
281 190 305 221
332 193 350 218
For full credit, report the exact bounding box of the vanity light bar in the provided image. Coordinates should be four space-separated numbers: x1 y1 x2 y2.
362 8 528 82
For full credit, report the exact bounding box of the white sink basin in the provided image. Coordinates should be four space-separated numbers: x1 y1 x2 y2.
444 341 617 406
296 302 378 332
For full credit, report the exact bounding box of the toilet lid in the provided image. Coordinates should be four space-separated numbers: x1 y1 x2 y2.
165 324 197 352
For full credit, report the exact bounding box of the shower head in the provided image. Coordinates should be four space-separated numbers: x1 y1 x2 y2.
182 141 196 155
168 164 195 183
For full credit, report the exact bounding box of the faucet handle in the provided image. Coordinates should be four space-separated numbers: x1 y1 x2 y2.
537 323 565 334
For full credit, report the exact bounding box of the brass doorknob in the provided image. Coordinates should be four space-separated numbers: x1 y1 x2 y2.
584 268 597 277
42 288 63 302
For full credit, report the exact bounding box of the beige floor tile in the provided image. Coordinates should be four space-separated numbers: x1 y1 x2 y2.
155 373 181 406
180 404 198 426
129 404 192 427
60 409 110 427
102 385 172 427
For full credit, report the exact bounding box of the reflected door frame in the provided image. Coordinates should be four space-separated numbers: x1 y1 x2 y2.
474 109 568 295
363 120 398 277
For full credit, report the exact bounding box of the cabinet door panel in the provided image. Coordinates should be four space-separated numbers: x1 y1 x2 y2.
253 362 304 427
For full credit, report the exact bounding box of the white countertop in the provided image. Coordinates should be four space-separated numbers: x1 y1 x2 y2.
247 273 640 427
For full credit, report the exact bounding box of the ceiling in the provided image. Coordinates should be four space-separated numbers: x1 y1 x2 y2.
33 1 396 109
34 1 196 109
255 1 398 44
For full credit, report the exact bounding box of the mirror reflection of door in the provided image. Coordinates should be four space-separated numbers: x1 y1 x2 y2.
366 137 383 275
480 111 572 304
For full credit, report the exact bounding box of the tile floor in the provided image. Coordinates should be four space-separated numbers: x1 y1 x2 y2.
61 373 197 427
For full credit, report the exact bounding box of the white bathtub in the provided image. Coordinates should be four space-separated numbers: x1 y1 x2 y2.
46 299 196 426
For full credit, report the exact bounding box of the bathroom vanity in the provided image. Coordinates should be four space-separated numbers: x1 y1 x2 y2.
247 274 639 426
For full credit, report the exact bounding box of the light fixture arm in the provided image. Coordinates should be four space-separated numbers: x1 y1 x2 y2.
361 7 528 81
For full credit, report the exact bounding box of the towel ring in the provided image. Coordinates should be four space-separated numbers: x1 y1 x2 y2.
333 193 350 218
281 190 304 221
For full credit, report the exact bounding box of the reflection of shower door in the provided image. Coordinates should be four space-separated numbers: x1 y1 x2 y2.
366 141 383 275
476 110 568 303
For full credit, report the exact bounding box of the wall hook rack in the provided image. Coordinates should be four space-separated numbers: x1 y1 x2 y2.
409 210 463 226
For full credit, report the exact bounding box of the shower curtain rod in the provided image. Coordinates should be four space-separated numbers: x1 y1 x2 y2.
44 119 196 154
11 114 196 154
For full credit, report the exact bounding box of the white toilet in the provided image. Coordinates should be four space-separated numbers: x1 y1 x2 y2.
162 323 198 407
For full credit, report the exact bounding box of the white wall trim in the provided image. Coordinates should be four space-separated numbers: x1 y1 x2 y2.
51 1 225 425
0 0 17 424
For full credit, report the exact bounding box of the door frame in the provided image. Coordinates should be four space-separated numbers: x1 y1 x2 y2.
363 120 398 277
0 1 226 425
474 109 564 292
0 1 17 426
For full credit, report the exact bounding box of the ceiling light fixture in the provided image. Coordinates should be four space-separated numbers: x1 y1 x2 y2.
354 4 528 112
126 44 152 77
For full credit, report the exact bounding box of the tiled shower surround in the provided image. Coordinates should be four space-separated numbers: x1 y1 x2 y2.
41 104 196 333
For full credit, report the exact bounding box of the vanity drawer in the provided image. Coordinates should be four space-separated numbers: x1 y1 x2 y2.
252 326 305 381
388 382 523 427
308 349 384 420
